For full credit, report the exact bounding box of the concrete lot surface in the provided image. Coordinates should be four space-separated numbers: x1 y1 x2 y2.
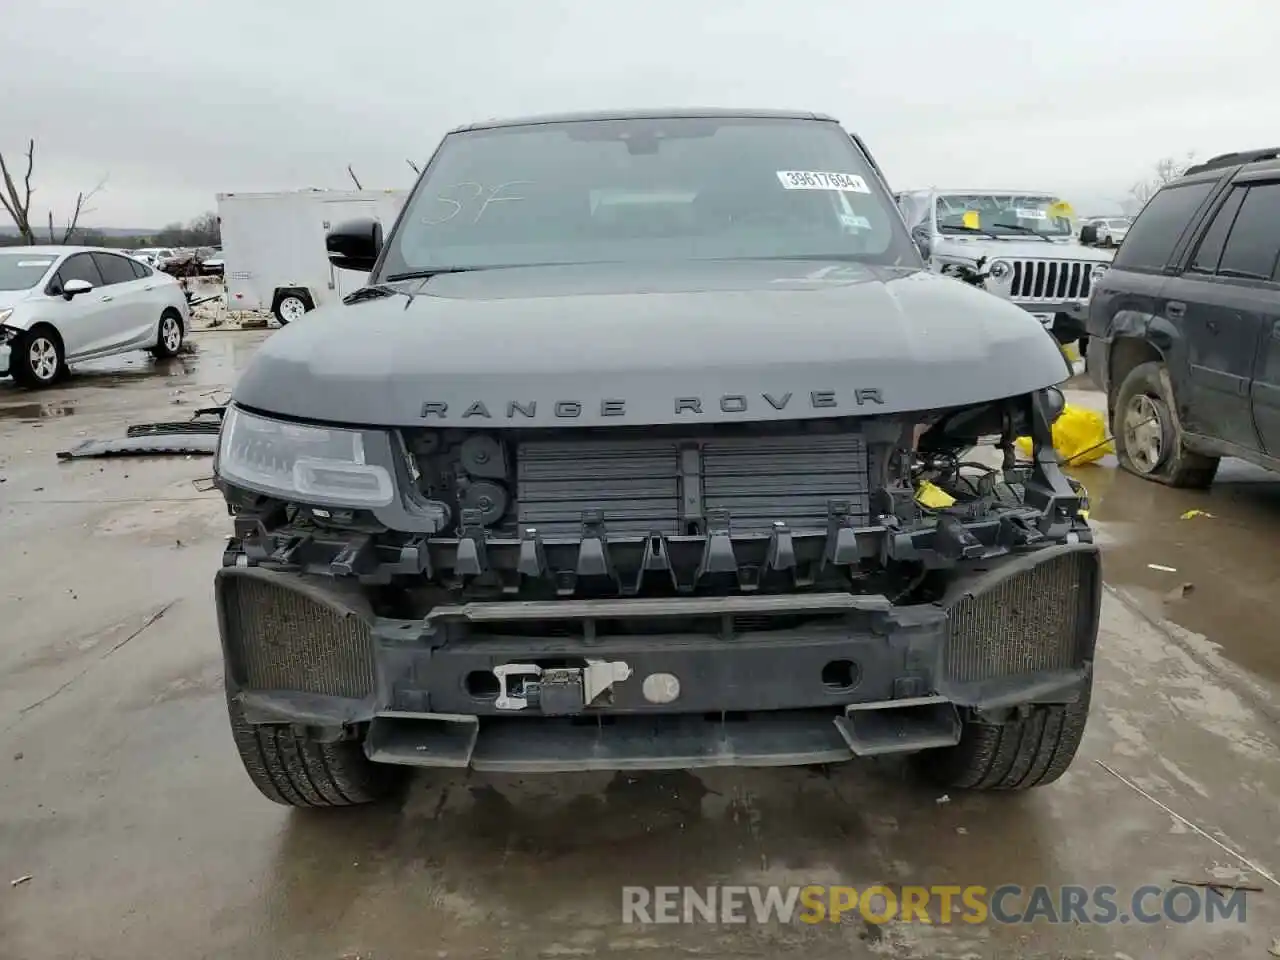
1 333 1278 960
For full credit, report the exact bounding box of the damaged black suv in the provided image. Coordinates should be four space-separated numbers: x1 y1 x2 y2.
213 108 1099 807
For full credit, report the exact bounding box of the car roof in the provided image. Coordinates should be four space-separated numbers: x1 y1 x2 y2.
1182 147 1280 178
449 107 837 133
0 245 104 256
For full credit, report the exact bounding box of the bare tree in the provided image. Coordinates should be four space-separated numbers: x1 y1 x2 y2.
45 175 108 244
1127 151 1198 212
0 140 36 243
0 139 107 245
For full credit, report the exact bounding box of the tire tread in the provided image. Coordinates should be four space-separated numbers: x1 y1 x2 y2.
917 683 1091 791
226 695 398 807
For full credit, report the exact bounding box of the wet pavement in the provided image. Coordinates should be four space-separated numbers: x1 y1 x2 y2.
1 337 1278 960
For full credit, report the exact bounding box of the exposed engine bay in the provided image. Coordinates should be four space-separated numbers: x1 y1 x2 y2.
220 386 1086 621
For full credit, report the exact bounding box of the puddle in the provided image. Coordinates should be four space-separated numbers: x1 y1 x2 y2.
0 401 77 421
60 333 268 389
1083 457 1280 686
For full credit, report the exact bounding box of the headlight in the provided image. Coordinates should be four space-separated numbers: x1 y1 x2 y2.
216 406 394 506
988 260 1012 281
1090 264 1109 283
0 309 14 330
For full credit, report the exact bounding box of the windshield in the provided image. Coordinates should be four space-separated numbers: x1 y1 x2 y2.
0 253 56 292
934 193 1075 238
381 117 916 277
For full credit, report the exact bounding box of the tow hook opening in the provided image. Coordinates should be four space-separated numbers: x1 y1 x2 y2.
465 670 501 699
821 659 860 692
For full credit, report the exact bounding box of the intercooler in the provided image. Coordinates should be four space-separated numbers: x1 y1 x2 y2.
219 573 376 699
943 548 1097 683
515 432 871 537
1009 259 1094 302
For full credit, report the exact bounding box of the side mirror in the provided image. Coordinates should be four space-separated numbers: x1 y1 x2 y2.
62 278 93 300
327 218 383 272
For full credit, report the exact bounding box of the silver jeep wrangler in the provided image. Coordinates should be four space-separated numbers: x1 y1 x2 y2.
896 189 1114 348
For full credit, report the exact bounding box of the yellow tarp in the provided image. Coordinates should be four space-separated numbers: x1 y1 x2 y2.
1016 404 1112 465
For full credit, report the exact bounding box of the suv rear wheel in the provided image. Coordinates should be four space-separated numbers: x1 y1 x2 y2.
1113 361 1219 488
914 684 1091 791
226 695 402 807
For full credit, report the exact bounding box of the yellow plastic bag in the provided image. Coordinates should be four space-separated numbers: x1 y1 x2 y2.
1015 404 1112 465
915 480 956 508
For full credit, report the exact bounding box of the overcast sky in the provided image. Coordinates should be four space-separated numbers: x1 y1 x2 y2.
2 0 1274 226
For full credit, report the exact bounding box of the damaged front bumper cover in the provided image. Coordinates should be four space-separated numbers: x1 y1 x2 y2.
217 541 1102 773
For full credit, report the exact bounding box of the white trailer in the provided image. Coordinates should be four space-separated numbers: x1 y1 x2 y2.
215 189 409 325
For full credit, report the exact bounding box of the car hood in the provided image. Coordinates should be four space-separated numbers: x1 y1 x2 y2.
933 237 1116 263
232 260 1071 427
0 288 39 314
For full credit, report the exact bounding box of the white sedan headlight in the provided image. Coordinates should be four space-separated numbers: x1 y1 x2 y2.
217 406 394 507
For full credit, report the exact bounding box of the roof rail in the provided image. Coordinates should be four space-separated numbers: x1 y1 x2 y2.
1183 147 1280 177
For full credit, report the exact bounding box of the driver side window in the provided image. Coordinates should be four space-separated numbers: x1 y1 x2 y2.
51 253 104 295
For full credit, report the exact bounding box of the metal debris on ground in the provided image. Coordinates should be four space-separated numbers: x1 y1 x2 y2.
1170 878 1264 893
56 407 226 460
10 875 32 887
1095 760 1280 890
1148 563 1178 573
57 434 219 460
1181 509 1215 520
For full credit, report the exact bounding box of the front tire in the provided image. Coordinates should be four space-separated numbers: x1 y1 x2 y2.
226 695 402 807
914 683 1092 791
150 310 184 359
1113 360 1219 488
10 327 65 389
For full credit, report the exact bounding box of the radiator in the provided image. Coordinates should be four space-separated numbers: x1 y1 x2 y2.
220 574 375 699
516 430 870 537
944 550 1094 683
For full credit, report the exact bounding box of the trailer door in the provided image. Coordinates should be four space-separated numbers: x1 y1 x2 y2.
321 198 385 298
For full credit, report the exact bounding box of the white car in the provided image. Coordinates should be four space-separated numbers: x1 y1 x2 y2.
131 247 173 267
1082 217 1130 247
0 246 190 389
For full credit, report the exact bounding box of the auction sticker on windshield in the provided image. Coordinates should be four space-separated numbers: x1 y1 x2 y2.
776 171 870 193
1014 208 1048 220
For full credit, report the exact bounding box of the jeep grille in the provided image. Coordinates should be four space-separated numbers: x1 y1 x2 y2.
1009 259 1095 303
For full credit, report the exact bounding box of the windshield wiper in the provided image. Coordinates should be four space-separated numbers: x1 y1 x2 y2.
342 284 406 305
384 266 492 282
938 224 1005 240
991 223 1054 242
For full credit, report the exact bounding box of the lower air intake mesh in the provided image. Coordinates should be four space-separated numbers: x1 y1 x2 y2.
221 574 375 698
944 550 1094 683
